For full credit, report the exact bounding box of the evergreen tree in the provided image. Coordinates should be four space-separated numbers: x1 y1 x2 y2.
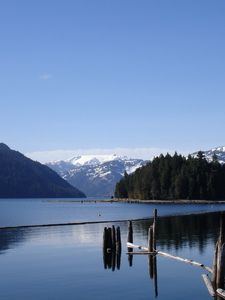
114 152 225 201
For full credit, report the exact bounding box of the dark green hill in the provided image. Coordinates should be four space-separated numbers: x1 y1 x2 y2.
0 143 86 198
115 152 225 200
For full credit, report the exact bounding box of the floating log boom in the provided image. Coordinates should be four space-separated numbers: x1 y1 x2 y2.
126 242 212 273
127 242 149 251
202 274 215 297
126 251 156 255
157 250 212 272
217 288 225 299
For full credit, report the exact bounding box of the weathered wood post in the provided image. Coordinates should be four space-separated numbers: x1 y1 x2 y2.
212 242 218 286
216 242 225 289
127 221 133 266
149 211 157 282
103 227 108 252
116 226 121 254
107 227 112 251
103 225 121 271
116 226 121 270
111 225 116 251
148 226 154 278
152 209 157 251
103 227 107 269
103 227 112 269
211 212 225 290
128 221 133 244
148 226 154 253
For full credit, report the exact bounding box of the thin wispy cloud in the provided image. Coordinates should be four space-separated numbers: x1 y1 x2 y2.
26 147 189 163
39 73 52 80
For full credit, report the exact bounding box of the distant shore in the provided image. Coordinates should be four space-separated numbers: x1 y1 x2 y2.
46 198 225 204
111 199 225 204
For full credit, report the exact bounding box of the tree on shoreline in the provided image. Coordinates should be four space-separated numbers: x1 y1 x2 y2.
114 153 225 200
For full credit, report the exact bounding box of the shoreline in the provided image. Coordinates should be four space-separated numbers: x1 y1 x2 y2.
111 199 225 204
45 198 225 204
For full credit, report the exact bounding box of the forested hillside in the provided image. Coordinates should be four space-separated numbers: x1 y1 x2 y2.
115 152 225 200
0 143 86 198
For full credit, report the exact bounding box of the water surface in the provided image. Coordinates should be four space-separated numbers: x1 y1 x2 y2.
0 197 225 227
0 210 222 299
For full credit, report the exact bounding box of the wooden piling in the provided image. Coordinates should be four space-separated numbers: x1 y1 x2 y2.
212 213 225 289
116 226 121 253
152 209 157 251
127 221 133 243
111 225 116 251
212 241 218 285
107 227 112 250
153 208 157 219
148 226 154 253
216 243 225 288
127 221 133 266
103 227 107 252
103 226 121 271
148 226 154 278
219 213 225 245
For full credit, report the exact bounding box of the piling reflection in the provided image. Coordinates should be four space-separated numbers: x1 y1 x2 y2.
103 250 121 271
128 251 133 267
148 255 158 298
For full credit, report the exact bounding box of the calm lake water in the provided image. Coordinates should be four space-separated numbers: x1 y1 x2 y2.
0 198 224 299
0 197 225 227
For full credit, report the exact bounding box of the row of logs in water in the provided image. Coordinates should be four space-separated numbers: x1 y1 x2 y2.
103 226 121 270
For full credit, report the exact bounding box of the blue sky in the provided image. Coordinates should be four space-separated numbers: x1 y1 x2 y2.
0 0 225 160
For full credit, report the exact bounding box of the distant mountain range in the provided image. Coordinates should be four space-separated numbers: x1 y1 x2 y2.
2 142 223 199
47 154 147 197
0 143 85 198
46 146 225 197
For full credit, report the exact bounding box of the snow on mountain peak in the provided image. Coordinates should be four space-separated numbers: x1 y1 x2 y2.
47 154 147 197
213 146 225 152
66 154 127 166
193 145 225 164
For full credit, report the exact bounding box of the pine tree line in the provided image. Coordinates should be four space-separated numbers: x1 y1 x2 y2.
115 152 225 200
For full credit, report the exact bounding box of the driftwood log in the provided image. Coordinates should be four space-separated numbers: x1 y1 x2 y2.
202 274 215 297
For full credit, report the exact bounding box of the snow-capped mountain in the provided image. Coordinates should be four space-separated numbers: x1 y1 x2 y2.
196 146 225 164
47 154 147 197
